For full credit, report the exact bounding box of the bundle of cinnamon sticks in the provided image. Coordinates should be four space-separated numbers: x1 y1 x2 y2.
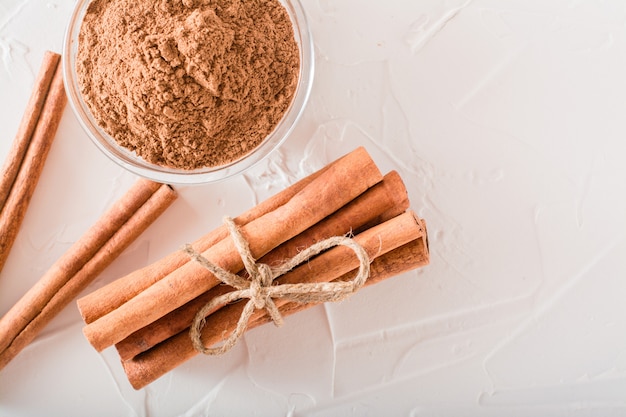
77 147 430 389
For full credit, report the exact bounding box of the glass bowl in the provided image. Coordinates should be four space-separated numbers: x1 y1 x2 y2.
62 0 313 184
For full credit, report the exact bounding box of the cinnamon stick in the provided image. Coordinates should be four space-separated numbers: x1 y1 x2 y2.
0 179 177 370
0 51 59 208
0 52 66 272
77 151 342 324
122 212 428 389
253 227 429 327
255 170 409 267
82 147 383 352
115 171 409 360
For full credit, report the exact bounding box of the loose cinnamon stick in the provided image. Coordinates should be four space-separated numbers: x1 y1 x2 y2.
0 179 176 370
115 171 409 360
0 52 66 272
77 151 342 324
0 51 59 208
122 212 428 389
83 147 383 352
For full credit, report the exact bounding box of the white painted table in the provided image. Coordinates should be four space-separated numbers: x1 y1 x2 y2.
1 1 625 415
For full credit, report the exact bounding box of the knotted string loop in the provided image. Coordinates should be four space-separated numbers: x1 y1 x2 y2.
185 216 370 355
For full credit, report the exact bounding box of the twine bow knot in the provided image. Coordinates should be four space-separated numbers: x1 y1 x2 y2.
184 216 371 355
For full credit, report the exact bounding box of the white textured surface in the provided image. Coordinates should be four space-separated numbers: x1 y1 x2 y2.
1 0 626 416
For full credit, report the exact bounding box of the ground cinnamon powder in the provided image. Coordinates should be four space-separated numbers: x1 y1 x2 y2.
76 0 300 170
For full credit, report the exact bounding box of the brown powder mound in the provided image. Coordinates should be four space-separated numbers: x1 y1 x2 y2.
76 0 300 170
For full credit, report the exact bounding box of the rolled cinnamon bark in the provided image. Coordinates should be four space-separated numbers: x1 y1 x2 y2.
115 171 409 360
0 52 66 272
0 179 177 370
122 211 427 389
0 51 59 208
82 147 383 352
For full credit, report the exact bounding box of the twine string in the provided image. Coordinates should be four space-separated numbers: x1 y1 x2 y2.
185 216 371 355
